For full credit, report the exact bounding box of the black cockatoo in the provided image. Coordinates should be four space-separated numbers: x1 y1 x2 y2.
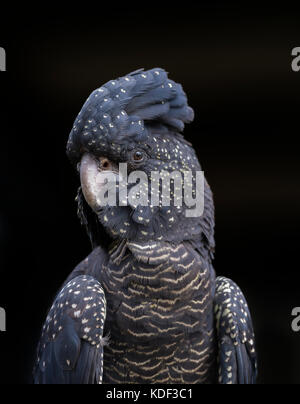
33 68 257 384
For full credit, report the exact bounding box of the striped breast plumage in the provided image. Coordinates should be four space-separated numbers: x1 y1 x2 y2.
99 239 217 383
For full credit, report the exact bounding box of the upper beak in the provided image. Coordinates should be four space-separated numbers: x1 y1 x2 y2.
80 153 119 212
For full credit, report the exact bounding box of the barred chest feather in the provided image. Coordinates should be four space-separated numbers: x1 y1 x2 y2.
99 240 217 383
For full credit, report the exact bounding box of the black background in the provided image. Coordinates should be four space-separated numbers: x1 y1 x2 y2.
0 3 300 384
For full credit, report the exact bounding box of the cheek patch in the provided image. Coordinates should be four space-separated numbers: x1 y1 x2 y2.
80 154 118 212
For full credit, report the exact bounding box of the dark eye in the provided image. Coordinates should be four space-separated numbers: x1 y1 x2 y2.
133 150 144 162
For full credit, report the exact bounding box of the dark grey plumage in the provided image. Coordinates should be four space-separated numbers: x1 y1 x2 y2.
67 68 194 166
214 277 256 384
34 68 257 384
34 275 107 384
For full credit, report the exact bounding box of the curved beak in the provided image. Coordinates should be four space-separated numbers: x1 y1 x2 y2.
80 153 119 212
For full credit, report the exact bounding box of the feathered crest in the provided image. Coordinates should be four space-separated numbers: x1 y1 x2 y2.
66 68 194 164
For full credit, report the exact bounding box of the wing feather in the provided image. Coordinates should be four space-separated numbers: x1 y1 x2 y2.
33 275 107 384
214 276 257 384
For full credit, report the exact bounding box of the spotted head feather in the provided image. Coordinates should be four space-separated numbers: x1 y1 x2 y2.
66 68 194 165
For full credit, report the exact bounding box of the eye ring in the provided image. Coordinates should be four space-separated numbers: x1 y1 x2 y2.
132 150 144 162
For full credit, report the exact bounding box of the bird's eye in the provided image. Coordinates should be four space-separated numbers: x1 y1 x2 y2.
133 150 144 162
